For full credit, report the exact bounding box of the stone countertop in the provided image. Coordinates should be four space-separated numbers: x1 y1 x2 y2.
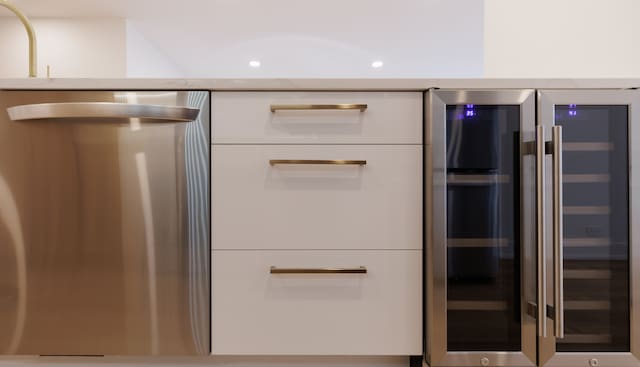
1 78 640 90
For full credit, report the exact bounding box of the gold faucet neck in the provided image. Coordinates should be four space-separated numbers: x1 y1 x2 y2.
0 0 37 78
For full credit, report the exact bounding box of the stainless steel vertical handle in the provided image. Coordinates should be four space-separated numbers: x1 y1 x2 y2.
536 125 547 337
552 125 565 338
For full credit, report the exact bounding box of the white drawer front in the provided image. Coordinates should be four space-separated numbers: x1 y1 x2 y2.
211 250 422 355
212 145 422 250
211 92 422 144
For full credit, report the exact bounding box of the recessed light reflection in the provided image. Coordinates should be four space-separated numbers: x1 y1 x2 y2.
371 60 384 68
249 60 261 68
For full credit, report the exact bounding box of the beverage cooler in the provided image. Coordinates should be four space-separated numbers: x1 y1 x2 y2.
424 89 640 367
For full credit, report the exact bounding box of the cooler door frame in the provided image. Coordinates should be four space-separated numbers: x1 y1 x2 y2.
538 90 640 367
426 90 537 367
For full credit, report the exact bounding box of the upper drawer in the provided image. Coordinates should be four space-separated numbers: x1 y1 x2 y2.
211 92 422 144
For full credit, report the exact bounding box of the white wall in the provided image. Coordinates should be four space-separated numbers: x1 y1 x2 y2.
0 17 127 78
126 20 184 78
126 0 484 78
484 0 640 77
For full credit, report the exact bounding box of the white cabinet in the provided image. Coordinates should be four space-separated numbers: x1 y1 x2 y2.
212 145 422 250
211 91 422 356
211 250 422 355
212 92 422 144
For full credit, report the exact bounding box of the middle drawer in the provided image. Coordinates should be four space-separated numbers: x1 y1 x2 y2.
212 144 422 250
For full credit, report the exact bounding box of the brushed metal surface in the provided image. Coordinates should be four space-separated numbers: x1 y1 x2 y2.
7 102 200 122
0 90 210 356
552 126 564 339
537 125 548 339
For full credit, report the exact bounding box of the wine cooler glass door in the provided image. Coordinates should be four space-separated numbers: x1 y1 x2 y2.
538 90 640 367
426 90 537 367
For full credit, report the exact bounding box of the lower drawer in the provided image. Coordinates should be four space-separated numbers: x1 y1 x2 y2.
211 250 422 355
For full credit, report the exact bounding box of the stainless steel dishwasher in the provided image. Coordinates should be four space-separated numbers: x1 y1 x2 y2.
0 91 210 356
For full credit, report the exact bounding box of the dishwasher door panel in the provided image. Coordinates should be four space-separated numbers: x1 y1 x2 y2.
0 91 210 356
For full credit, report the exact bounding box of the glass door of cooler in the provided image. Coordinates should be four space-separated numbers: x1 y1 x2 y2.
426 90 537 367
537 90 640 367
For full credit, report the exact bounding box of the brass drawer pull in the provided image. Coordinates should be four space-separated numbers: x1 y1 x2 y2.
270 104 367 112
270 266 367 274
269 159 366 166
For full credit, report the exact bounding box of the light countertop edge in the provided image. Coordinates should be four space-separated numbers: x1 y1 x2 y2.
1 78 640 90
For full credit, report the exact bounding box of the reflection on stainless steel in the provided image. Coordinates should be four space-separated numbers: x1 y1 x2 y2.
135 152 159 354
0 175 27 353
184 91 210 355
0 91 210 356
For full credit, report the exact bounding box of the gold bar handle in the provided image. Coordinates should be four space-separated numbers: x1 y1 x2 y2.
270 104 367 112
552 125 564 339
269 159 366 166
270 266 367 274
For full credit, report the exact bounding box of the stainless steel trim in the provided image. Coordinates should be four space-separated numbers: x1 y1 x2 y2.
426 90 447 365
552 126 564 339
447 238 509 248
546 353 640 367
269 266 367 274
428 90 537 367
564 206 610 215
447 174 510 185
537 89 640 367
434 352 536 367
563 142 613 152
631 91 640 364
537 125 548 338
269 159 366 166
270 104 367 112
563 174 610 183
447 301 508 311
7 102 200 122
